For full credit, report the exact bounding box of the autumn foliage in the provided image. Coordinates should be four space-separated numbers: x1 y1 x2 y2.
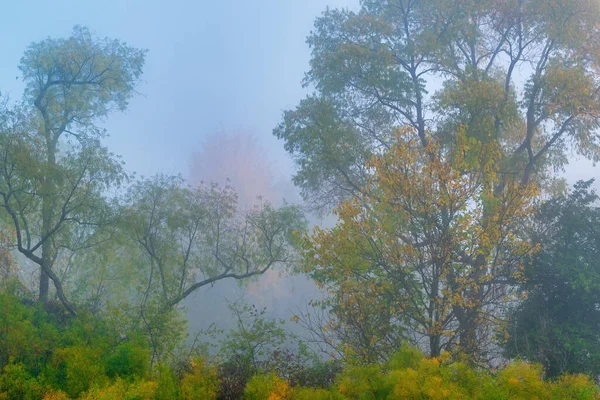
301 128 538 363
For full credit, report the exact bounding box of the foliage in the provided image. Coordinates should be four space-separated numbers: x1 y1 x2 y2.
335 364 389 399
217 300 287 370
2 10 600 400
263 349 342 389
153 364 180 400
0 25 146 311
0 297 597 400
301 129 537 363
244 373 293 400
504 179 600 377
0 363 46 400
276 0 600 212
79 379 158 400
114 175 305 363
49 345 108 398
0 290 155 399
104 342 151 381
242 346 599 400
122 175 306 308
180 358 220 400
209 299 291 399
276 0 600 366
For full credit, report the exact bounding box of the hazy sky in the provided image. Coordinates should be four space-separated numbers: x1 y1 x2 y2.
0 0 595 186
0 0 359 181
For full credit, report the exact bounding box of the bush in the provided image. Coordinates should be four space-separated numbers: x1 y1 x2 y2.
551 374 598 400
180 358 220 400
0 292 59 374
79 379 158 400
0 363 45 400
263 349 342 389
487 362 549 400
293 387 342 400
105 342 150 380
1 289 598 400
153 364 180 400
49 345 108 398
334 364 389 399
217 357 252 400
42 390 70 400
244 373 293 400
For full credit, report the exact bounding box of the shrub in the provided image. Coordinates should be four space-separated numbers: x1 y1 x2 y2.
80 379 158 400
0 363 45 400
49 345 108 398
154 364 181 400
293 387 342 400
479 361 549 400
334 364 389 399
244 373 293 400
105 342 150 380
0 292 59 374
263 349 342 389
180 358 220 400
386 358 468 400
551 374 598 400
42 390 70 400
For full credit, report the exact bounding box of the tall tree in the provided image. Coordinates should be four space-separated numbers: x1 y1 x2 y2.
276 0 600 209
277 0 600 361
504 180 600 377
301 129 536 363
0 26 145 311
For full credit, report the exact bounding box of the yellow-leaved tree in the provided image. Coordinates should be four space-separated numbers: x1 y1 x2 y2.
301 128 538 364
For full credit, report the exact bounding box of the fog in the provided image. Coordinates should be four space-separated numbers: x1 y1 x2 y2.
1 0 597 350
0 0 365 345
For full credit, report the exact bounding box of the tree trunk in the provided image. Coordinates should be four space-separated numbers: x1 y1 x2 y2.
430 334 441 358
39 138 55 304
39 269 49 303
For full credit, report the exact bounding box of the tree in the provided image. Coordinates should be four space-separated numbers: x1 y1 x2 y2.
123 175 305 308
0 101 127 314
504 180 600 378
277 0 600 210
218 299 286 372
276 0 600 361
116 175 305 361
0 26 146 311
190 131 280 208
0 225 16 285
300 129 536 363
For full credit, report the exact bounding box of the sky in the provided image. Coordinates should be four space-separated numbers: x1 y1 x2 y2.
0 0 593 188
0 0 358 181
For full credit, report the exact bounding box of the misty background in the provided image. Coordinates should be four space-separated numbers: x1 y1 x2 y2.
0 0 595 338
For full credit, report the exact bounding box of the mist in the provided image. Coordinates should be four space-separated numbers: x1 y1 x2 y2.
3 0 600 397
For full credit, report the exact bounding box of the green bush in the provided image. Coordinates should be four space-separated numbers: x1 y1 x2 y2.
334 364 389 399
0 363 46 400
153 364 180 400
551 374 598 400
105 342 150 380
0 288 598 400
49 345 108 398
